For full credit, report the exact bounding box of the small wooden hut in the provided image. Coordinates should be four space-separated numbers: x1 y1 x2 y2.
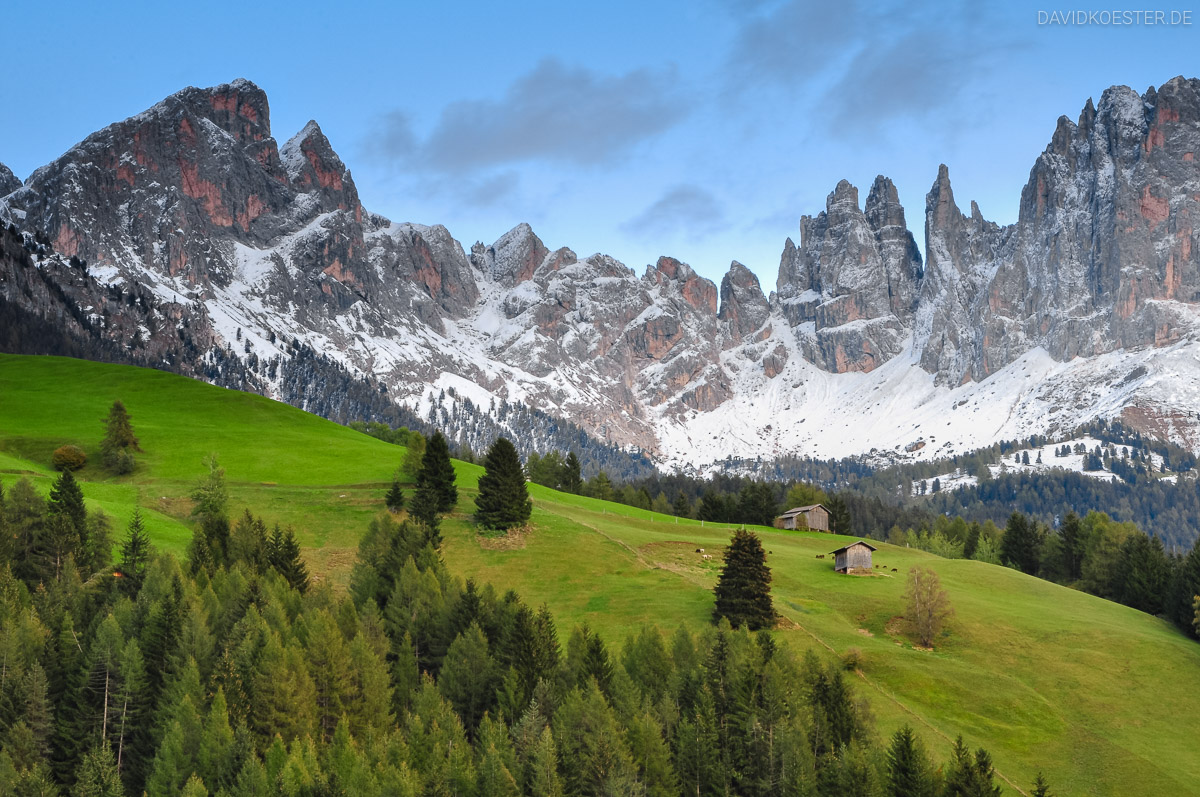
775 504 830 531
830 541 876 574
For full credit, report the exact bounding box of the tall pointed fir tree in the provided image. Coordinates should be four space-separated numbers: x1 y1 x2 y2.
117 509 152 594
418 432 458 512
409 481 443 548
475 437 532 531
385 480 405 513
562 452 583 495
268 525 310 594
885 725 935 797
712 529 775 630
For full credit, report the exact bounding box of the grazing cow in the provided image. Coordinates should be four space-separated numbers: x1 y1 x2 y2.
702 554 712 561
816 554 825 559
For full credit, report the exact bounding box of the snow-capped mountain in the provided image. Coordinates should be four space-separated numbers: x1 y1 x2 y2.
3 77 1200 471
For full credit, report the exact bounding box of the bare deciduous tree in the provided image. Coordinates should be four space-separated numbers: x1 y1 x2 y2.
904 566 953 648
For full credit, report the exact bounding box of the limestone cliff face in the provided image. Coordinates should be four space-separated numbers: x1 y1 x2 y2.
774 178 923 373
5 76 1200 462
911 77 1200 385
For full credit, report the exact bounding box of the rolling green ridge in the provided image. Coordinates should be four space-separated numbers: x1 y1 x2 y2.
1 353 1198 795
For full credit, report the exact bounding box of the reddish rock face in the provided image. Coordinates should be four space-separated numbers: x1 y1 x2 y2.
654 256 717 313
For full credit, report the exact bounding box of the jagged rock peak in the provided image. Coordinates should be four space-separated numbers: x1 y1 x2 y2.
0 162 20 196
719 260 770 341
282 121 340 179
480 222 550 284
830 178 861 208
280 120 359 215
132 78 272 148
865 175 905 229
926 163 959 225
652 256 718 313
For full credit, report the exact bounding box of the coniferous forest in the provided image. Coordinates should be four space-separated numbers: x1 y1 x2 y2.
0 461 1030 797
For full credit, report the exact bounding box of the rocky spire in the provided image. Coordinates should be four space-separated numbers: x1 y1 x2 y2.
281 120 362 219
0 162 20 196
718 260 770 343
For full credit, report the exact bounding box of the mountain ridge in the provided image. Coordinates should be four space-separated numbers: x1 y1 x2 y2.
2 76 1199 470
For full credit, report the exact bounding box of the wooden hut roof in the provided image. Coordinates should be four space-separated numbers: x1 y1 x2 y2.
828 541 878 555
778 504 827 517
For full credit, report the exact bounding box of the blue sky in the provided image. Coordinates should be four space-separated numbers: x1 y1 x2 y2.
1 0 1196 284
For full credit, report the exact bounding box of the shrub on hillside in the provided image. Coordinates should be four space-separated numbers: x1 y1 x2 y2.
52 444 87 471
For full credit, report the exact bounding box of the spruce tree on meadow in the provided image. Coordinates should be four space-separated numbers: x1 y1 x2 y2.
100 400 139 474
418 432 458 513
712 529 775 630
475 437 532 531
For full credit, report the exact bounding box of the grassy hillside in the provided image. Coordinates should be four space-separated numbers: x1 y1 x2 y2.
2 354 1198 795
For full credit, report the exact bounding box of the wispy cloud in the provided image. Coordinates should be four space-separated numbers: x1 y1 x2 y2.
371 58 689 175
622 184 726 240
724 0 1024 136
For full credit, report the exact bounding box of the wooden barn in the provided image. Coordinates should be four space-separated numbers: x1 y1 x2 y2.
830 541 876 574
775 504 830 531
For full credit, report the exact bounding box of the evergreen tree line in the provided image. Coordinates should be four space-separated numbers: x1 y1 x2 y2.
927 470 1200 552
0 471 1037 796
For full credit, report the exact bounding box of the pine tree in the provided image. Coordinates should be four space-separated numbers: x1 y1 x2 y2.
1112 532 1168 614
191 455 230 567
409 481 442 543
826 494 852 535
438 624 498 734
943 736 1002 797
268 525 309 594
1000 512 1041 575
672 492 691 518
100 400 139 474
385 480 405 513
48 469 87 542
117 510 152 594
712 529 775 630
885 725 935 797
1167 541 1200 636
418 432 458 512
562 452 583 495
528 726 564 797
1059 512 1085 581
475 437 532 531
72 743 125 797
85 510 114 575
1030 772 1053 797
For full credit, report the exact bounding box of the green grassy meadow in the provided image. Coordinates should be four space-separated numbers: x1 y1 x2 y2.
2 354 1198 795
